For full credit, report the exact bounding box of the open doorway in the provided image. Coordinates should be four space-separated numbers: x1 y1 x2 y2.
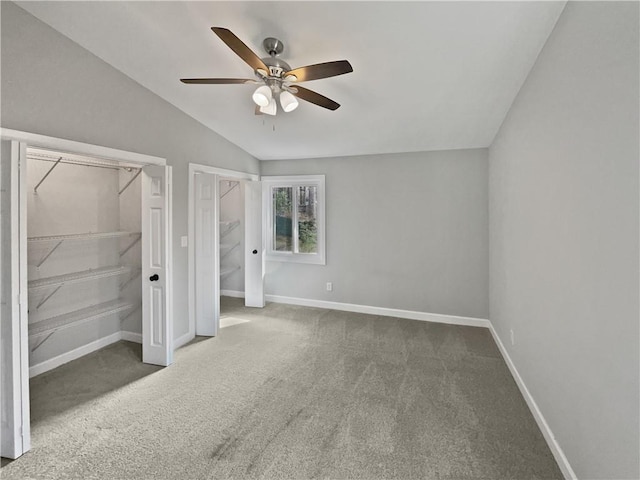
188 164 262 339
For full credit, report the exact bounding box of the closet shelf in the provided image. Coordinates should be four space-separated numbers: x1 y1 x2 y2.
29 299 136 337
29 265 133 290
220 265 240 278
28 231 141 243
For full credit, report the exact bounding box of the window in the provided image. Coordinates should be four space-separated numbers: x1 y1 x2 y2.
263 175 325 265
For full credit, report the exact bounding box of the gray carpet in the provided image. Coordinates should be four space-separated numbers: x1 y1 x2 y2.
1 297 562 479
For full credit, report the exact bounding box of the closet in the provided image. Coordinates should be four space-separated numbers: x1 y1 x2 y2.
26 147 142 374
191 165 262 336
219 178 244 296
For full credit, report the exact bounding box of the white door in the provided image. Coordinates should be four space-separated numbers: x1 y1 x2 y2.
141 165 173 366
245 181 264 307
194 172 218 336
0 140 30 459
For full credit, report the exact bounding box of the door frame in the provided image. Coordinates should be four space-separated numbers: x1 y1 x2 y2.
187 163 259 341
0 128 170 459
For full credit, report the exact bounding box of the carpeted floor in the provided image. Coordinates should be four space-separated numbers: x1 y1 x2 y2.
1 297 562 479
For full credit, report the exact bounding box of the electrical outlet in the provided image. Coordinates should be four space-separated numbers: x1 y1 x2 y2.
510 329 515 346
326 282 333 292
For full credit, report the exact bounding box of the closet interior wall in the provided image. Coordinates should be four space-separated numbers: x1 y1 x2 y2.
26 148 142 372
219 178 244 294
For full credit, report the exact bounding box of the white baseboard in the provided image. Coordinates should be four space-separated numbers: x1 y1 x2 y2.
120 331 142 344
220 289 245 298
30 331 121 378
489 325 576 480
30 330 143 378
174 331 194 349
30 328 197 377
264 294 490 328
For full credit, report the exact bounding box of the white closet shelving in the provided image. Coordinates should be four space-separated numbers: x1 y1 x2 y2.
26 148 142 361
219 180 242 284
28 231 140 243
29 299 135 337
29 231 141 267
28 265 134 290
28 232 141 347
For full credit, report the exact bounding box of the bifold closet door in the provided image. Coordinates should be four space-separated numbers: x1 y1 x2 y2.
194 172 218 337
141 165 173 366
245 181 264 307
0 140 30 459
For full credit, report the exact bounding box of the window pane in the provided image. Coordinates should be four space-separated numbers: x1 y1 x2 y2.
297 186 317 254
273 187 293 252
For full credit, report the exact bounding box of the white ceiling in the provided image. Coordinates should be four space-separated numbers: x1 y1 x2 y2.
17 1 566 161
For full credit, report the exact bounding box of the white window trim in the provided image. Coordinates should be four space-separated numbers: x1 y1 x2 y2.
262 175 325 265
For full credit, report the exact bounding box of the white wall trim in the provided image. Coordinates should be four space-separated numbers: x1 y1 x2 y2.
120 331 142 344
489 325 577 480
30 332 119 378
264 294 490 328
29 331 145 378
1 128 166 166
220 289 245 298
174 331 194 350
188 162 260 181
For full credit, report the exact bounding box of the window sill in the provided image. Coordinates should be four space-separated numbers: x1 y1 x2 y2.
266 252 326 265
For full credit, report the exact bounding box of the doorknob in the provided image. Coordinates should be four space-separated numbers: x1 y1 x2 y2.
149 274 159 281
252 249 258 254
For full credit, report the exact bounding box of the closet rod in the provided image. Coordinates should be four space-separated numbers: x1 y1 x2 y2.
27 154 126 171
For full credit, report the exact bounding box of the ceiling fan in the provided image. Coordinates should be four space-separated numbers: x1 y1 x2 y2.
181 27 353 116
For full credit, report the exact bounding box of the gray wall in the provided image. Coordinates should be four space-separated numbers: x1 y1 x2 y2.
261 149 489 319
489 2 639 478
0 2 260 341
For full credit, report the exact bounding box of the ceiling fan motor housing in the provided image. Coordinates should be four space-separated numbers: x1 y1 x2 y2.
260 38 290 78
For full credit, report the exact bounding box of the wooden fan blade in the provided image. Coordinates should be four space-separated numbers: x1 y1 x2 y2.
291 86 340 111
180 78 255 84
285 60 353 82
211 27 269 73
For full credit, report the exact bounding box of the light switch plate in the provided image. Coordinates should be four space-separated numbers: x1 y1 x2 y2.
181 236 188 248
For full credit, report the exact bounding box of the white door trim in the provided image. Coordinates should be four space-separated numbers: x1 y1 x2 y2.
0 129 165 166
187 163 258 341
0 140 30 458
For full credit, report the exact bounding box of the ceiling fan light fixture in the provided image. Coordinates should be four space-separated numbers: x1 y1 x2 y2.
280 90 299 113
252 85 272 107
260 97 277 116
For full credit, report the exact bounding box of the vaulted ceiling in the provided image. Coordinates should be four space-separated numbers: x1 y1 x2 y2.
17 1 566 160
